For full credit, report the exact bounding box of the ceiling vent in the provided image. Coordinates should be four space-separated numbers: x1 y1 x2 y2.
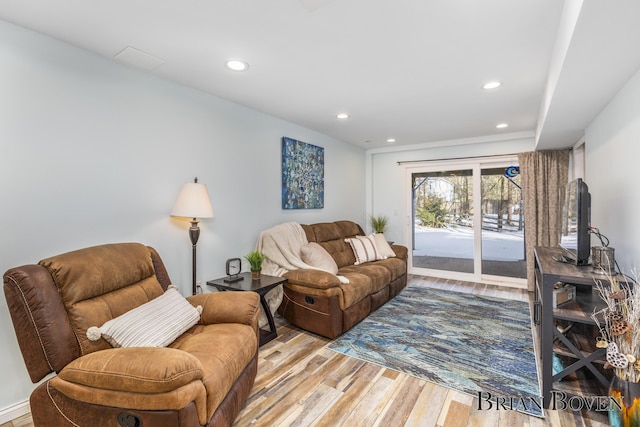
114 46 165 71
298 0 336 12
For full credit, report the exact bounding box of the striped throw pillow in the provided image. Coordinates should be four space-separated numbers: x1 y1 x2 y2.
345 235 382 265
87 287 201 348
372 233 396 259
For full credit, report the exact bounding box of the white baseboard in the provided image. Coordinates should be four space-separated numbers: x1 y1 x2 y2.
0 400 30 424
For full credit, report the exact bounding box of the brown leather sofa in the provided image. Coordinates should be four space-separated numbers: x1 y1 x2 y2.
278 220 407 339
3 243 260 427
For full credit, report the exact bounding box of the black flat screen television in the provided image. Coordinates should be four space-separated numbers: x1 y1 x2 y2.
559 178 591 265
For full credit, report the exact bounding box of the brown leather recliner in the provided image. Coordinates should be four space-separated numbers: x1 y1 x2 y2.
3 243 260 427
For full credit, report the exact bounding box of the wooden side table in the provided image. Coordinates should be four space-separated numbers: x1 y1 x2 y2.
206 272 287 346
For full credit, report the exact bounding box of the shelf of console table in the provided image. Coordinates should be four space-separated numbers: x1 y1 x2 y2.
553 330 606 365
533 246 620 408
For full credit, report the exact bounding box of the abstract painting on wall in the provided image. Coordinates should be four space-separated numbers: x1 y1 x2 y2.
281 137 324 209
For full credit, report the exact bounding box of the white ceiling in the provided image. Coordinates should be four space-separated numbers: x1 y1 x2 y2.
1 0 640 150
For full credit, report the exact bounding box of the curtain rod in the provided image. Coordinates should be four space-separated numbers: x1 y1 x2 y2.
396 148 572 165
396 153 520 165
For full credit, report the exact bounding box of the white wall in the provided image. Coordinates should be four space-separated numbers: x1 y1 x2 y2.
585 67 640 272
0 19 365 414
366 135 535 245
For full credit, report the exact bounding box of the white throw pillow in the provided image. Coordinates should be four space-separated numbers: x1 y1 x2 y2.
372 233 396 259
86 287 201 348
345 235 382 265
300 242 339 274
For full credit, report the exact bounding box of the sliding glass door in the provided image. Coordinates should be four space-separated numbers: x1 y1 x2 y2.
406 157 526 284
412 169 475 274
480 167 526 279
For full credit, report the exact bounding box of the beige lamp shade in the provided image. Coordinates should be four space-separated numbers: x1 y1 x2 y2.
170 182 214 219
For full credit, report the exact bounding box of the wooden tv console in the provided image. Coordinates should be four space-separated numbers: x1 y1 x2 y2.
533 246 625 408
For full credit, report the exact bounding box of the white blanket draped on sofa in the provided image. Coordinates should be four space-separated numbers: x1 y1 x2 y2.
255 222 348 327
254 222 303 327
257 221 310 277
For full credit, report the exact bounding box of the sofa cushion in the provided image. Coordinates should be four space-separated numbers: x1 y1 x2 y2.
87 288 201 348
318 240 356 268
300 242 339 274
336 272 373 309
310 222 343 242
39 243 167 355
339 264 391 293
307 221 363 268
334 220 363 237
170 323 258 422
39 243 157 306
373 257 406 281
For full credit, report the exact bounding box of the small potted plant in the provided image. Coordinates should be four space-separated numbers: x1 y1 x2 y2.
245 251 265 280
369 215 389 234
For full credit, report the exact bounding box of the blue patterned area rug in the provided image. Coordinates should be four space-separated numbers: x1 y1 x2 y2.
327 286 542 417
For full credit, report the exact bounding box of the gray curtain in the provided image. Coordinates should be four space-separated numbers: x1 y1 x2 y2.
518 149 570 291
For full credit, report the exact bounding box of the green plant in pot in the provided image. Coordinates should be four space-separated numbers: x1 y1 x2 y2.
245 251 265 280
369 215 389 234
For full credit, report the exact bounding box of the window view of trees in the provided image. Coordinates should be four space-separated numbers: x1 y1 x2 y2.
416 194 448 228
480 169 523 234
413 171 473 229
413 168 522 232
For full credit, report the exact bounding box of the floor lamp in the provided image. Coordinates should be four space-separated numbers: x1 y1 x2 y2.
171 177 214 295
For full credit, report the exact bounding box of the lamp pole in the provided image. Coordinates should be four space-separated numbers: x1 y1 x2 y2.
189 218 200 295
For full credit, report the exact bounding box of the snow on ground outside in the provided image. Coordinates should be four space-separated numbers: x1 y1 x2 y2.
413 226 524 262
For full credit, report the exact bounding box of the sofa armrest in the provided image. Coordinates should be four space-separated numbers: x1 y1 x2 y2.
391 244 408 260
283 269 341 289
52 347 210 425
188 292 260 326
55 347 203 393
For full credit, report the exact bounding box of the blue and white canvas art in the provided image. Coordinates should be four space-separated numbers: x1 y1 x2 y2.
281 137 324 209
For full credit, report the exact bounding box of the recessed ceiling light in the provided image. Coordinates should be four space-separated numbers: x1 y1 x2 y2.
336 113 349 119
496 123 509 129
387 138 396 143
483 81 502 90
226 60 249 71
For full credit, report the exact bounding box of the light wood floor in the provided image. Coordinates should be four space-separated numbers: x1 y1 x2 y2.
3 275 609 427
